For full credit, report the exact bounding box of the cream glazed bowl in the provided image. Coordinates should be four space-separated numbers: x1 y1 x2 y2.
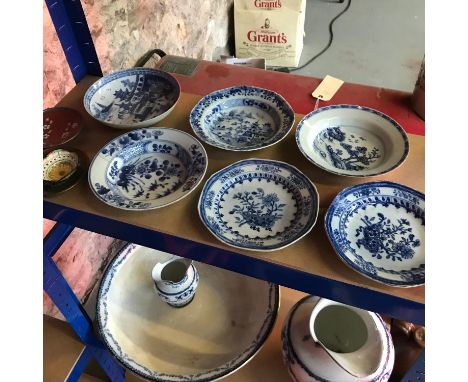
296 105 409 177
96 243 279 381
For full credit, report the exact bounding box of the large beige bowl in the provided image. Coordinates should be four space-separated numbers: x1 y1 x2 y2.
96 244 279 381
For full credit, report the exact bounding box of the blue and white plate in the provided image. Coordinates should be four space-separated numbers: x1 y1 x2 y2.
89 128 207 210
296 105 409 177
325 181 425 287
84 68 180 129
190 86 295 151
198 159 319 251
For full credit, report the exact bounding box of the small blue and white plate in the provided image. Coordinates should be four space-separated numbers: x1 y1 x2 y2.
296 105 409 177
89 128 207 210
325 181 425 287
190 86 295 151
84 68 180 129
198 159 319 251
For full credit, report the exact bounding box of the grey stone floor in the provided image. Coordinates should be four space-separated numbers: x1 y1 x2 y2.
290 0 424 92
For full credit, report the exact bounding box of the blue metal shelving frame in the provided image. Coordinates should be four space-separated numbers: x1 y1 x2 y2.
44 223 125 381
43 1 425 380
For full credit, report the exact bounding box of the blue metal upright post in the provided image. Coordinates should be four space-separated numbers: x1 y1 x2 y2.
45 0 102 83
44 223 125 381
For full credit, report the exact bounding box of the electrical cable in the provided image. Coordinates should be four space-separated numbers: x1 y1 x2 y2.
272 0 352 73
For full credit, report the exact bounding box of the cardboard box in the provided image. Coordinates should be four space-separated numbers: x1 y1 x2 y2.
234 0 306 67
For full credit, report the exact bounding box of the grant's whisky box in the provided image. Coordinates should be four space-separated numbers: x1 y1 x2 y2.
234 0 306 67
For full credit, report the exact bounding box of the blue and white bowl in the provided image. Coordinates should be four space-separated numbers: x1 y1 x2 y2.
96 243 279 382
88 128 208 210
325 181 425 287
296 105 409 177
84 68 180 129
190 86 295 151
198 159 319 251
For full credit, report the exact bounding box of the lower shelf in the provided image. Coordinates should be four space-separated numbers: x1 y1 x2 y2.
44 287 422 381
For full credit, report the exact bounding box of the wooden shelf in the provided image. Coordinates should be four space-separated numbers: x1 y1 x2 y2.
44 75 424 324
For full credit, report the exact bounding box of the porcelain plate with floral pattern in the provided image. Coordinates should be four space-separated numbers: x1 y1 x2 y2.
199 159 319 251
190 86 295 151
88 128 208 210
296 105 409 177
325 181 425 287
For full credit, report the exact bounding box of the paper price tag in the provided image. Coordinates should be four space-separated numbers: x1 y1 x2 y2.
312 75 344 101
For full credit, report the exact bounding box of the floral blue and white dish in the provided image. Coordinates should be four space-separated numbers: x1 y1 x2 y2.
296 105 409 177
198 159 319 251
84 68 180 129
96 243 279 382
88 128 207 210
325 181 424 287
190 86 295 151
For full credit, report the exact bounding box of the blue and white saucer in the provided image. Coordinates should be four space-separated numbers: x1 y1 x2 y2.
325 181 425 287
190 86 295 151
296 105 409 177
84 68 180 129
88 128 207 210
198 159 319 251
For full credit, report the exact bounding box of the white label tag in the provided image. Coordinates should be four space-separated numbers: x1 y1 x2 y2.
312 75 344 101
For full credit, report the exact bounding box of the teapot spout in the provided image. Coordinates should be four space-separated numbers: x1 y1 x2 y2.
309 299 385 378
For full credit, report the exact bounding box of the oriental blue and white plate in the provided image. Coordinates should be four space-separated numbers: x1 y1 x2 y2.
96 243 279 382
88 128 207 210
190 86 295 151
84 68 180 129
325 181 425 287
296 105 409 177
198 159 319 251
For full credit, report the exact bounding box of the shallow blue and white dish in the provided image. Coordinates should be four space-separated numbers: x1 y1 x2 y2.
325 181 425 287
199 159 319 251
296 105 409 177
190 86 295 151
88 128 207 210
84 68 180 129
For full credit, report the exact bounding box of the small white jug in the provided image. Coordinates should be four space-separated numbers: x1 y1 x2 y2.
151 256 199 308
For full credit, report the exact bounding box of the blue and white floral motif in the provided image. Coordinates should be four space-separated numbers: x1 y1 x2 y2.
325 181 425 287
199 159 319 251
229 188 286 232
89 128 208 210
84 68 180 128
101 129 164 157
211 110 275 147
355 214 421 262
190 86 295 151
109 157 183 199
313 126 381 171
